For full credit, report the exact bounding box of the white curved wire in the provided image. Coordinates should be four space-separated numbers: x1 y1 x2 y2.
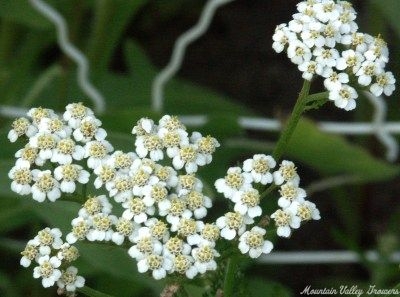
151 0 235 112
258 250 400 264
28 0 105 114
364 91 398 161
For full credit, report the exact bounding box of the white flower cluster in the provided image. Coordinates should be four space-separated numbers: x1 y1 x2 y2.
273 0 396 110
8 104 100 201
20 227 84 296
9 103 320 283
215 157 320 258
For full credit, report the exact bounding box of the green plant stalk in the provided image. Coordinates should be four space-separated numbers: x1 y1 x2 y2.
272 79 311 160
305 91 329 103
78 285 115 297
87 0 114 72
223 257 238 297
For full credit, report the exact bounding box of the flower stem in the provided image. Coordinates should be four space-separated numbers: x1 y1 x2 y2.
78 285 115 297
272 80 311 160
223 257 238 297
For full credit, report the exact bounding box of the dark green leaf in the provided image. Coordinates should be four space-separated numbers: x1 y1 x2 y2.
286 119 400 182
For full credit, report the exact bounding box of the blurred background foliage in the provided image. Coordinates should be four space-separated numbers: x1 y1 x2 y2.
0 0 399 296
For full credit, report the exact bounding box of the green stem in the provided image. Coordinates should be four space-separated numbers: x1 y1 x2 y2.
272 80 311 160
260 184 278 199
223 257 238 297
78 285 115 297
87 0 114 73
305 91 329 103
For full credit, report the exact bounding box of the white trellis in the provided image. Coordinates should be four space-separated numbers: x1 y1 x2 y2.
0 0 397 265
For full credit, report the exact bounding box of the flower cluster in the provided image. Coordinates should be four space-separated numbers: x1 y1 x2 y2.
272 0 396 110
9 103 320 286
8 104 97 201
20 228 84 296
215 157 320 258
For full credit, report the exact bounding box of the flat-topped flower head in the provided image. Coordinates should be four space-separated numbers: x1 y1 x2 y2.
15 145 43 168
30 227 63 256
66 217 90 244
122 196 155 224
129 227 163 260
215 167 252 200
111 151 136 173
288 200 321 221
146 219 170 242
54 164 89 193
93 164 116 190
243 154 276 185
56 266 85 293
177 174 203 195
329 84 358 111
199 224 220 246
142 182 169 210
57 244 79 262
33 255 62 288
233 188 262 218
8 117 37 142
51 138 85 165
112 218 136 245
216 212 250 240
190 132 220 164
31 170 61 202
84 140 113 169
86 213 117 242
154 165 178 187
192 244 219 274
184 190 212 219
78 195 112 218
38 117 71 139
278 182 307 208
29 132 59 160
20 243 39 267
135 134 164 161
273 160 300 185
137 253 172 280
271 209 301 238
238 226 273 258
63 103 94 128
163 196 189 223
172 144 205 173
272 0 395 111
172 254 197 279
164 236 191 257
73 116 106 143
159 115 185 131
9 164 32 195
132 118 154 136
28 107 54 125
176 218 203 245
370 71 396 96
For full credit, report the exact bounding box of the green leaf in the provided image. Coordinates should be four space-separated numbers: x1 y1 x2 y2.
78 286 115 297
286 119 400 182
77 242 163 294
0 202 36 234
30 200 80 232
